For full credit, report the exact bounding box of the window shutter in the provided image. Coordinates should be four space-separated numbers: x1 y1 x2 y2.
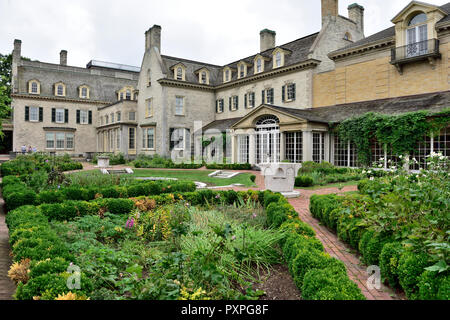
244 94 247 108
236 96 239 110
39 107 43 122
169 128 175 151
25 106 29 121
88 111 92 124
76 110 81 124
270 89 274 104
51 108 56 122
282 85 286 102
252 93 255 107
229 97 232 111
262 90 265 104
293 83 296 100
65 109 69 123
215 100 218 113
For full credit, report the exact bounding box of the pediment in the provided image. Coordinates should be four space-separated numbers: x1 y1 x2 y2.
391 1 446 23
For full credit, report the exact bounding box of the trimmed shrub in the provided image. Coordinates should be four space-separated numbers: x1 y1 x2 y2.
250 175 256 183
3 188 37 211
418 271 449 300
37 190 64 204
379 242 404 288
295 176 314 187
397 250 431 299
358 231 392 265
205 163 252 170
96 198 135 215
29 258 70 278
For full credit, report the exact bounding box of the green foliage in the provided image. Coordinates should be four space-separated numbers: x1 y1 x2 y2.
397 250 431 300
132 154 202 169
205 163 252 170
358 231 392 265
417 270 449 300
336 111 450 165
379 242 404 288
295 176 314 187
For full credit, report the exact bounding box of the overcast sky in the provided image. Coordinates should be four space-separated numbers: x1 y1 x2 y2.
1 0 449 68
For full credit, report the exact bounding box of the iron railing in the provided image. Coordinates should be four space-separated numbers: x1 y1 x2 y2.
391 39 440 63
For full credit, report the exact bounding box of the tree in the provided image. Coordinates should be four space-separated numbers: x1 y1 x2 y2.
0 53 12 138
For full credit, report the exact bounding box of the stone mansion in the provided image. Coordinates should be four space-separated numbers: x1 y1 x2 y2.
9 0 450 167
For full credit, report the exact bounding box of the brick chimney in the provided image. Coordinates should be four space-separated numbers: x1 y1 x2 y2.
12 40 22 93
348 3 365 35
145 25 162 52
60 50 67 66
322 0 339 25
260 29 276 52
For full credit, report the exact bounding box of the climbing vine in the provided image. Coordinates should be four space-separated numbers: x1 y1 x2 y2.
334 109 450 166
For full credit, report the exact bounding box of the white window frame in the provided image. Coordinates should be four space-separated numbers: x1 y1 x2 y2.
173 128 188 151
79 110 88 125
56 132 65 150
176 67 183 81
46 133 55 149
56 85 64 96
232 96 238 111
143 127 155 150
30 81 39 94
55 108 65 124
29 106 39 122
66 133 74 150
175 96 184 115
276 52 282 68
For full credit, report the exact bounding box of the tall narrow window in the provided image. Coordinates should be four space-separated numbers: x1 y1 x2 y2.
126 90 132 100
117 128 121 149
201 72 207 84
117 112 121 122
57 85 64 96
31 82 38 94
81 87 88 98
239 65 245 78
80 110 88 124
406 12 428 57
256 59 262 73
147 128 155 149
225 69 230 82
175 96 184 115
177 67 183 81
276 52 282 68
146 98 153 118
46 133 54 149
111 113 114 123
56 133 65 149
129 128 135 149
55 109 65 123
66 133 74 149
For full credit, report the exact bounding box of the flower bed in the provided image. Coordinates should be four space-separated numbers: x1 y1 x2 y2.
309 154 450 300
5 189 364 300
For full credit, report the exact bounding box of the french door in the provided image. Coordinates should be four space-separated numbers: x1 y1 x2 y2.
406 24 428 57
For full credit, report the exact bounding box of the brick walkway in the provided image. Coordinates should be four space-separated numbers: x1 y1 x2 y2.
0 178 16 300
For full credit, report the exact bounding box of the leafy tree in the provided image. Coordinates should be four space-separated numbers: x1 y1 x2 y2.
0 53 12 137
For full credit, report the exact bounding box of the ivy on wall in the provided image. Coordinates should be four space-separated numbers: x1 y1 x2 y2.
334 109 450 166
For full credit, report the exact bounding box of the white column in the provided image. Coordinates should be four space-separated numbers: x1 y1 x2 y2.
280 131 285 162
303 131 313 162
324 132 330 163
231 133 237 164
249 132 256 165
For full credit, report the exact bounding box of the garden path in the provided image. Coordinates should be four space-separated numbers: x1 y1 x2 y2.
0 178 16 300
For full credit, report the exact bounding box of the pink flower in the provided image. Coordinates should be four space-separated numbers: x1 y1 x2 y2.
231 235 236 241
252 213 257 219
125 218 135 229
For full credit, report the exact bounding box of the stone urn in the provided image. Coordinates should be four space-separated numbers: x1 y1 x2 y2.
97 156 110 168
257 162 302 198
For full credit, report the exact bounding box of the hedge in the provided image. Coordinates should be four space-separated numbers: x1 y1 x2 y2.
5 188 366 300
310 193 447 300
205 163 252 170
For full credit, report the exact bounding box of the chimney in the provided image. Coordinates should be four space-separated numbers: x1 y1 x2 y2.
348 3 365 35
322 0 339 25
145 25 162 52
260 29 276 52
60 50 67 66
12 40 22 94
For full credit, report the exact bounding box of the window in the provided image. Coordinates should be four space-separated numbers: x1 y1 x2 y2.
55 109 65 123
275 52 282 68
143 128 155 149
238 135 249 164
55 83 65 97
117 128 121 149
30 81 39 94
172 128 189 151
126 90 132 100
175 96 184 115
313 132 325 163
224 69 231 82
176 67 183 81
146 98 153 118
201 72 207 84
216 99 224 113
80 110 88 124
344 32 352 41
56 133 65 149
264 88 274 104
66 133 74 149
111 113 115 123
101 116 104 126
120 92 124 101
46 133 54 149
105 115 109 124
283 83 296 102
80 86 89 99
406 12 428 58
231 96 239 111
117 112 121 122
247 92 255 108
256 59 262 73
239 65 245 78
129 128 136 149
129 112 136 121
29 107 39 122
285 131 303 163
409 13 427 26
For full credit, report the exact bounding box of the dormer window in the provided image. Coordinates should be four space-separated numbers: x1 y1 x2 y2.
79 85 90 99
239 65 245 78
54 82 66 97
176 67 183 80
237 62 249 79
118 87 134 101
344 32 352 41
196 68 210 84
29 80 40 94
275 52 282 67
223 67 233 83
126 90 131 100
226 70 230 81
257 59 262 73
201 72 207 84
407 13 428 57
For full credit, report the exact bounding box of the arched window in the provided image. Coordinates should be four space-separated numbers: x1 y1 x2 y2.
177 67 183 81
406 12 428 57
344 32 352 41
55 83 66 96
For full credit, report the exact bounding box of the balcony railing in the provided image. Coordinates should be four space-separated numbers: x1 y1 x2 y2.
391 39 440 72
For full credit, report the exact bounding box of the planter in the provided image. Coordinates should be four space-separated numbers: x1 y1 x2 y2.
97 156 110 168
257 162 302 198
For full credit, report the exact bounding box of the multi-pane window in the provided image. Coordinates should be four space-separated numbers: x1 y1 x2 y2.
56 133 65 149
232 96 239 110
248 92 255 108
111 113 115 123
172 128 189 151
31 82 38 94
55 109 65 123
129 112 136 121
175 96 184 115
265 89 274 104
142 128 155 149
239 65 245 78
129 128 136 149
57 85 64 96
81 87 88 98
66 133 74 149
116 129 121 149
256 59 262 73
225 69 230 82
371 140 385 167
410 136 431 170
80 110 88 124
287 83 296 101
216 99 224 113
276 52 282 67
201 72 207 84
46 133 55 149
313 132 325 163
117 112 121 122
334 136 358 167
105 115 109 124
176 67 183 81
238 135 249 164
29 107 39 121
285 131 303 163
434 127 450 157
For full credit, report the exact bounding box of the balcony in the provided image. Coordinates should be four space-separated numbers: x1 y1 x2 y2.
391 39 441 74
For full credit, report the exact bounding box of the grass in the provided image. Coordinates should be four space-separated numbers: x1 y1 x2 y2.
71 169 257 187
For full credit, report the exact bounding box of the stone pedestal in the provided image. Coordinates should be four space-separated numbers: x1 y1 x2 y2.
97 156 110 168
257 162 302 198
